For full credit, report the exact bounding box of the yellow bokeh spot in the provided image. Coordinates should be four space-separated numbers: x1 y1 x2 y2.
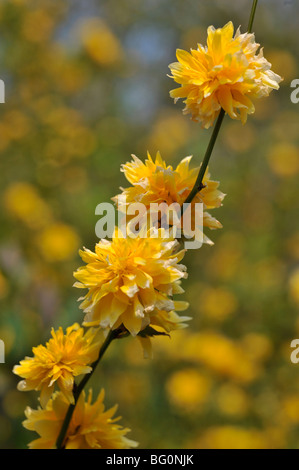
37 223 80 262
200 287 238 321
4 111 31 140
240 333 273 363
206 232 243 280
80 19 122 65
271 111 299 141
65 126 97 159
216 383 249 417
165 368 211 412
43 106 82 130
22 9 54 43
182 331 259 383
196 426 272 449
44 129 96 163
283 396 299 423
288 269 299 306
266 49 298 82
267 143 299 177
54 54 89 94
254 257 285 290
4 182 52 229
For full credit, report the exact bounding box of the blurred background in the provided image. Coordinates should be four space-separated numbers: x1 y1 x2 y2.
0 0 299 449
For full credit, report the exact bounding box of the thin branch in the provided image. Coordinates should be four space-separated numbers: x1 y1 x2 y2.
55 328 121 449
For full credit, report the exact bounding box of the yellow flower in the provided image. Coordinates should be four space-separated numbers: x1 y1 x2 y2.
169 21 282 128
74 228 188 336
13 324 106 407
23 389 138 449
113 151 225 244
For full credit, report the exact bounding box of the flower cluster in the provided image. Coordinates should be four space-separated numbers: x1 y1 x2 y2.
169 21 282 128
13 323 136 448
74 227 189 336
13 323 106 407
113 151 225 244
23 389 138 449
13 14 281 450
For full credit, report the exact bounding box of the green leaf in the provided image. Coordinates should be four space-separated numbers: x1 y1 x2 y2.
137 326 170 338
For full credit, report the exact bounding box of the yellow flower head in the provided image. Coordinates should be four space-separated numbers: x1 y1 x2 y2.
23 389 138 449
113 151 225 244
13 323 105 407
169 21 282 128
74 228 188 336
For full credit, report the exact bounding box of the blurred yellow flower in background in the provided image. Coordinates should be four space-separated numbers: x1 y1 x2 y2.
216 383 249 417
288 269 299 306
37 223 80 262
240 333 273 363
22 9 54 43
4 183 52 229
195 425 272 449
13 324 106 406
266 143 299 177
266 49 298 82
23 389 138 449
3 110 32 141
282 395 299 424
165 368 211 412
199 286 238 321
169 21 282 128
74 228 188 335
179 331 260 383
80 18 122 66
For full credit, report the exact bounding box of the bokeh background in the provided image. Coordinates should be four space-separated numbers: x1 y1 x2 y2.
0 0 299 449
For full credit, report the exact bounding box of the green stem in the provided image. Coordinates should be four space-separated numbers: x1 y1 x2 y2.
182 0 259 207
248 0 258 33
55 328 120 449
183 108 225 207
